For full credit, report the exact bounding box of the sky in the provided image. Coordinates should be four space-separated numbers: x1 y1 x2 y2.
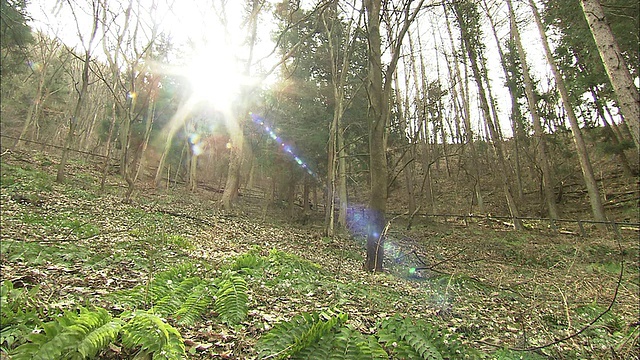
24 0 559 140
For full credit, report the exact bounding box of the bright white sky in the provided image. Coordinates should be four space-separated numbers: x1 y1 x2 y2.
25 0 557 139
26 0 287 69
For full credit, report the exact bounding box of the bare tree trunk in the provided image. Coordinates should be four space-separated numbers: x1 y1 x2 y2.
364 0 425 272
430 29 451 178
303 173 310 222
57 2 100 183
530 0 607 225
134 94 155 183
337 127 348 227
221 0 260 210
443 2 485 213
321 3 359 235
580 0 639 149
155 97 195 187
100 102 117 191
365 0 387 272
476 1 525 202
408 33 432 213
16 69 46 149
507 0 559 220
394 76 416 218
221 137 243 209
188 147 197 192
453 0 523 230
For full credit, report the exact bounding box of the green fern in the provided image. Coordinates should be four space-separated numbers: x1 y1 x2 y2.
174 283 212 325
152 277 208 317
121 310 185 359
11 318 72 360
112 262 217 326
378 316 445 360
147 262 201 303
214 272 249 325
69 308 123 359
11 307 186 360
296 326 389 360
112 263 249 327
256 310 348 360
11 307 120 360
231 252 267 273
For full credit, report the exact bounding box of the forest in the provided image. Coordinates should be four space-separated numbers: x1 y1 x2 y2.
0 0 638 359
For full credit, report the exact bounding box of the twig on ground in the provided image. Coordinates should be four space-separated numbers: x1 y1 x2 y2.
478 236 626 352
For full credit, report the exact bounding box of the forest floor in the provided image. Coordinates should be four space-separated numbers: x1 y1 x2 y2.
1 149 639 359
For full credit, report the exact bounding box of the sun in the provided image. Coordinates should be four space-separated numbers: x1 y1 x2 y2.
184 41 247 111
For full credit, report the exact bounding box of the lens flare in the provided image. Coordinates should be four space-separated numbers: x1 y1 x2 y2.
250 112 318 180
188 133 204 156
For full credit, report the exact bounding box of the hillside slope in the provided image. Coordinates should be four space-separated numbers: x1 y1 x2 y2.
1 149 638 359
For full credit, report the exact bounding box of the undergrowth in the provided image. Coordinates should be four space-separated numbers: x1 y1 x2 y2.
2 152 638 359
2 262 249 359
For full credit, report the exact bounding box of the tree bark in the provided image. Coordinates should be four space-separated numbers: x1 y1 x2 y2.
454 0 523 230
221 0 260 210
507 0 559 220
443 2 485 213
580 0 639 149
365 0 386 272
364 0 424 272
530 0 608 225
57 2 99 183
481 0 526 201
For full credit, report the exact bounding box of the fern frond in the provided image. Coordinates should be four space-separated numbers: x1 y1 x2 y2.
11 312 78 360
378 316 443 360
231 253 266 273
214 273 248 325
358 334 389 359
74 309 124 359
152 277 202 316
296 326 389 360
256 311 348 360
175 283 212 325
65 307 123 359
148 262 200 302
121 311 185 358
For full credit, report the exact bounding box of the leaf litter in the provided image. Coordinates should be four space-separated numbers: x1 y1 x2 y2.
0 150 638 359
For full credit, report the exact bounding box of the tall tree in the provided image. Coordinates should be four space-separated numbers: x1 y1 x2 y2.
506 0 559 219
529 0 607 224
480 0 525 200
56 0 100 183
451 0 523 229
321 1 363 236
221 0 260 210
580 0 639 149
442 2 485 213
364 0 425 272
